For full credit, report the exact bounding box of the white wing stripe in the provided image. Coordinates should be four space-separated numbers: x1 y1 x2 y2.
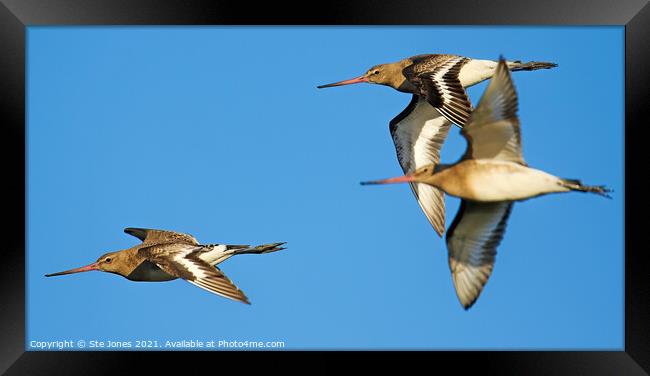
420 56 473 127
390 97 452 236
138 243 249 303
173 253 210 279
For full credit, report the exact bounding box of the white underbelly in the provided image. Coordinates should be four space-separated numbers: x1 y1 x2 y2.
459 163 566 202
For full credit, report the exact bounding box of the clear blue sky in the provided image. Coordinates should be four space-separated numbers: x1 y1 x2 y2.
27 26 623 350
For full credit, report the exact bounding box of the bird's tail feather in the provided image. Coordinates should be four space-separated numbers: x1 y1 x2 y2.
233 242 287 255
509 60 558 71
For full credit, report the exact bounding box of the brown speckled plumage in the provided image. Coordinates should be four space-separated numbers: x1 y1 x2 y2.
45 227 286 304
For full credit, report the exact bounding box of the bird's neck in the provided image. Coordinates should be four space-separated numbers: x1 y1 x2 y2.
418 164 452 187
115 247 146 277
386 59 416 93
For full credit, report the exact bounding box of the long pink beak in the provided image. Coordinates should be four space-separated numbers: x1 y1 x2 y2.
317 75 369 88
45 262 99 277
360 174 415 185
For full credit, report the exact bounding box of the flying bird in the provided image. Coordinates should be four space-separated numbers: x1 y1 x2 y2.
319 54 557 236
361 57 610 309
45 227 286 304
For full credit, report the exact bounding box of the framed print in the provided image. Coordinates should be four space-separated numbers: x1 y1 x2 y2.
1 0 648 374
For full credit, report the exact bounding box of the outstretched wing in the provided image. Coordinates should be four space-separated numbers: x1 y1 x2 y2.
461 56 525 165
390 95 452 236
446 200 513 310
415 56 473 127
124 227 199 245
138 243 250 304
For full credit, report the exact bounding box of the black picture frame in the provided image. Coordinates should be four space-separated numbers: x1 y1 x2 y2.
2 0 647 374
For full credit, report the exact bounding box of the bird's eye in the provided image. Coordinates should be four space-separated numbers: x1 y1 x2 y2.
373 70 380 75
105 257 112 263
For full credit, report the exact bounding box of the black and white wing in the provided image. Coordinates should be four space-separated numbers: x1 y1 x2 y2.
461 56 525 165
446 200 513 309
416 56 473 127
139 243 250 304
390 95 453 236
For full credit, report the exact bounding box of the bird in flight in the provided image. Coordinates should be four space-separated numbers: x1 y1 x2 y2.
319 54 557 237
361 57 610 309
45 227 286 304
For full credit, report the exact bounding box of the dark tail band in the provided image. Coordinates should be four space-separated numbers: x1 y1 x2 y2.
560 178 612 199
510 61 558 71
234 242 287 255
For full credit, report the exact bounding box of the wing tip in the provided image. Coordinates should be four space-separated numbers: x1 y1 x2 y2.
497 55 509 73
270 241 288 250
460 296 479 310
124 227 148 233
454 282 481 311
123 227 148 240
423 210 446 238
449 259 492 311
234 290 251 305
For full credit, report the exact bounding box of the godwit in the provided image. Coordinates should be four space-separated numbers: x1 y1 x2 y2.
361 57 610 309
45 227 286 304
319 54 557 237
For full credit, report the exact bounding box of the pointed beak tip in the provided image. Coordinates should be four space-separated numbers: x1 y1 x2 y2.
44 262 99 277
44 271 65 278
316 76 368 89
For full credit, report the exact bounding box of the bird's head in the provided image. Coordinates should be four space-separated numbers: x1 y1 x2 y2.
317 60 410 91
45 250 129 278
